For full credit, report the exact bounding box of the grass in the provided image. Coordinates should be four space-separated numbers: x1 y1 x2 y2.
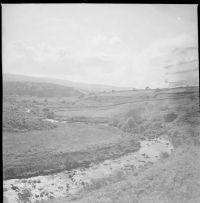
3 86 200 202
121 117 138 133
84 170 126 192
3 122 139 180
17 189 32 203
64 146 200 203
160 151 170 159
3 103 57 132
164 112 178 123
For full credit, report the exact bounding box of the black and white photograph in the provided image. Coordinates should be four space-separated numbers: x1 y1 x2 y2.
2 4 199 203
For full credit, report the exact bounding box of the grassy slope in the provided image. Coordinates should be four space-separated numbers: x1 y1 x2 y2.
3 81 83 97
64 145 200 203
3 123 140 180
42 86 200 203
3 86 200 203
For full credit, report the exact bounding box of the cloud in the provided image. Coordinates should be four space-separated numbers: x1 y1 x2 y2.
2 4 198 88
3 32 198 89
3 41 115 78
122 34 198 88
92 34 121 46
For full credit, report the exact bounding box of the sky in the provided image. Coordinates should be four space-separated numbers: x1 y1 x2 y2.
2 4 198 88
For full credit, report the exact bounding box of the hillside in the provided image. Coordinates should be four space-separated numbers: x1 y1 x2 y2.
3 81 83 97
3 86 200 203
3 73 132 93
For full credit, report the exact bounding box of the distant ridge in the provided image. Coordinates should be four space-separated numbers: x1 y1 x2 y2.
3 73 132 93
3 81 83 97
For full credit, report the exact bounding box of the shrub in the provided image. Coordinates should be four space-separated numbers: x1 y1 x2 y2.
160 105 169 111
43 108 55 119
3 105 57 132
17 189 32 203
121 117 137 133
153 121 163 129
79 94 84 99
125 108 143 124
46 111 55 119
22 99 29 103
43 108 49 112
193 133 200 146
189 95 195 101
32 100 40 104
171 136 182 148
139 125 146 133
164 112 177 123
117 121 124 128
160 151 170 159
109 118 120 127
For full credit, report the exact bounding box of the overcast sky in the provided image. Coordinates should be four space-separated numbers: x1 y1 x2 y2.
2 4 198 88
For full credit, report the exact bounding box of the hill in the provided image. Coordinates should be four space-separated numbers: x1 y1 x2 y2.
3 81 83 97
3 73 132 93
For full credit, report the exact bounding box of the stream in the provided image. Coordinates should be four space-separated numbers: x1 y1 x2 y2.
3 137 173 203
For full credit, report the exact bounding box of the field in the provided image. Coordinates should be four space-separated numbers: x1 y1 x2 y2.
3 86 200 203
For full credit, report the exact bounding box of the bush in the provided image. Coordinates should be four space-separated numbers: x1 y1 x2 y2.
46 111 55 119
189 95 195 101
109 118 120 127
43 108 49 112
153 121 163 129
18 189 32 203
125 108 143 124
42 108 55 119
160 151 169 159
79 94 84 99
160 105 169 111
121 117 137 133
139 125 146 133
3 105 57 132
32 100 40 104
164 112 177 123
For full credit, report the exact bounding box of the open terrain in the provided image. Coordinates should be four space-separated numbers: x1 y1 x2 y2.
3 4 199 203
3 82 200 203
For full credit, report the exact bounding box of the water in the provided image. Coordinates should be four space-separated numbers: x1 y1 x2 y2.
3 137 173 203
44 119 67 123
44 119 59 123
25 108 31 113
